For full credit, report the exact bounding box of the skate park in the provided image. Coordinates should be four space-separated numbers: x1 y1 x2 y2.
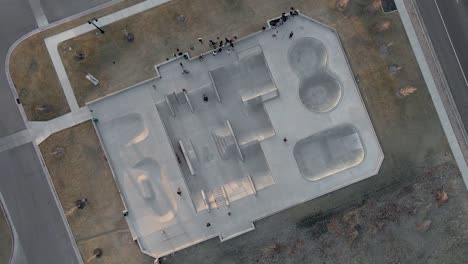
88 14 383 258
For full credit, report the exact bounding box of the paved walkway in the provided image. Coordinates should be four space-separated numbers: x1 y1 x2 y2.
0 107 91 151
30 107 92 144
27 0 49 27
0 130 32 153
396 0 468 188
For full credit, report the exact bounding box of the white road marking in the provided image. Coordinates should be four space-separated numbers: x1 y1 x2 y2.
433 0 468 87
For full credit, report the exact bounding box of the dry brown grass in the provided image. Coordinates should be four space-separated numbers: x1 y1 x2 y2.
9 0 144 121
39 121 152 263
10 33 70 121
78 230 153 264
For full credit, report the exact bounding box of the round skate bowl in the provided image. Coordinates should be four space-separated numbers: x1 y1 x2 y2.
299 71 342 112
288 37 342 112
293 124 365 181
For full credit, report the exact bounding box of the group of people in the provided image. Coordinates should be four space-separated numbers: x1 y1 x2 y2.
268 7 299 39
206 36 237 56
168 8 300 63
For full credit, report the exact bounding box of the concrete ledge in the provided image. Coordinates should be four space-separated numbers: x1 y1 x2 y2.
208 72 222 102
226 120 244 162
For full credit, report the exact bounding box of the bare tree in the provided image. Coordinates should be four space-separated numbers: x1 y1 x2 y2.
51 147 65 158
34 104 52 115
399 86 417 97
177 14 185 23
65 198 88 216
336 0 351 12
86 248 103 263
74 51 85 61
374 20 392 33
367 0 381 14
389 64 402 75
122 29 135 42
379 42 393 55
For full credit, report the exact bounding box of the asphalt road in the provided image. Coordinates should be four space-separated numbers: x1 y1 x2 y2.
41 0 113 23
0 144 80 264
0 0 35 137
415 0 468 133
0 0 110 263
435 0 468 81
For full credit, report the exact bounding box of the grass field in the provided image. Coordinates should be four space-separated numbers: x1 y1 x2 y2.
8 0 144 121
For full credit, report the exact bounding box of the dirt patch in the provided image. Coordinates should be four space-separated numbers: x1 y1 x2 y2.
0 206 12 264
39 121 153 263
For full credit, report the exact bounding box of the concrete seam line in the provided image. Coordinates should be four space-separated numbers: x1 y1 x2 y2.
395 0 468 189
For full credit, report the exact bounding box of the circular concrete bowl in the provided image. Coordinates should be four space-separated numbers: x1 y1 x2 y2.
299 71 342 112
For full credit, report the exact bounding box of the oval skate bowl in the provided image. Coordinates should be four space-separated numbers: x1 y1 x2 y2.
293 124 365 181
288 37 342 112
299 71 342 112
132 158 177 223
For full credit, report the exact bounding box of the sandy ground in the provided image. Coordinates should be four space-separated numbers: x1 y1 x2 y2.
0 206 12 264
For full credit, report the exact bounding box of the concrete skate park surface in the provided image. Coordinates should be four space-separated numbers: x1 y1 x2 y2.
89 15 383 259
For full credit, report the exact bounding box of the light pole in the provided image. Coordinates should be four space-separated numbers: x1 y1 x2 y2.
88 18 104 34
